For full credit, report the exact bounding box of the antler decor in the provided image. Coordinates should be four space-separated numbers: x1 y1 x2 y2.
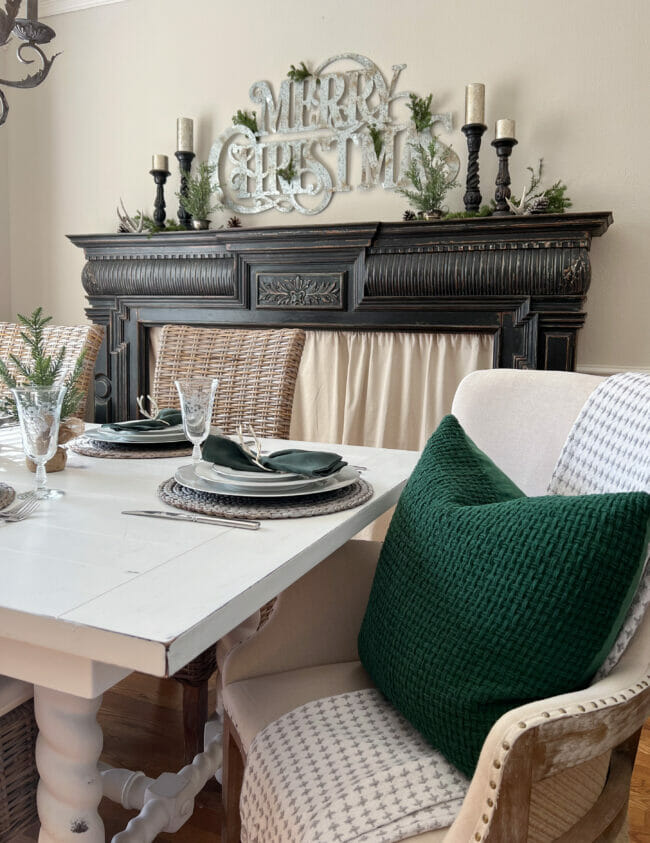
237 423 273 471
136 394 160 420
0 0 59 127
117 199 145 234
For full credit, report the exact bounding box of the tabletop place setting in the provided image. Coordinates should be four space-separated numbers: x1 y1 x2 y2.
1 375 373 530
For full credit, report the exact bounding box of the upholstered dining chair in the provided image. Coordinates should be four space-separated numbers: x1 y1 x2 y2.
220 369 649 843
150 324 306 764
0 320 103 419
0 320 103 840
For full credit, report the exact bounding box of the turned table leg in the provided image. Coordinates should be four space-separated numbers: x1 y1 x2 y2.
34 685 104 843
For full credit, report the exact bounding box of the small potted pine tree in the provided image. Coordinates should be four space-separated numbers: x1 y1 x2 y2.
177 162 222 229
398 136 459 219
0 308 87 471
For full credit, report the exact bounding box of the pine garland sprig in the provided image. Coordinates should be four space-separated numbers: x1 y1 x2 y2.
406 93 433 133
277 153 297 183
543 180 572 213
369 125 383 156
233 109 259 134
134 214 187 236
288 61 312 82
510 159 572 213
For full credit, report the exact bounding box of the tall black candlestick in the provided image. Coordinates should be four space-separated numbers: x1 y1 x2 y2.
175 151 195 230
491 137 517 216
461 123 487 212
149 168 171 228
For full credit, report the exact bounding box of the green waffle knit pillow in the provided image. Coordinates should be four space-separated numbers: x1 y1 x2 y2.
358 415 650 778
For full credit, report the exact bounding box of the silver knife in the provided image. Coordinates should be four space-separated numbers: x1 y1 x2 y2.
122 510 260 530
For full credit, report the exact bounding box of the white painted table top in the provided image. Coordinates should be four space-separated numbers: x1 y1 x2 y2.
0 426 417 690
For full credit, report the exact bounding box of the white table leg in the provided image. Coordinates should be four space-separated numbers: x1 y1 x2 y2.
34 685 105 843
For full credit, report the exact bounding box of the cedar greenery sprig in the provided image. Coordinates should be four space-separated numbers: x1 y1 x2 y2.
176 162 222 220
232 109 259 134
406 92 433 133
369 125 383 156
398 136 459 215
0 307 87 420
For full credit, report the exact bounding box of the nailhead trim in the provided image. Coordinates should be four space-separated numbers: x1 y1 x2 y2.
469 675 650 842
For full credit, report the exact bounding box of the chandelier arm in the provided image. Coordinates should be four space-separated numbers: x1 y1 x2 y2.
0 42 59 89
0 87 7 126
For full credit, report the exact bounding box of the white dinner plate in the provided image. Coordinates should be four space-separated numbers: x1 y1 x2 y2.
174 464 359 498
209 463 304 483
195 461 328 491
85 425 188 445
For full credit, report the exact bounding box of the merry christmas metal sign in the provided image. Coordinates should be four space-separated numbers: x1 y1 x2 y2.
209 53 457 215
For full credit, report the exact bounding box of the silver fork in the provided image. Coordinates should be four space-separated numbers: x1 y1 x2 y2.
0 495 40 523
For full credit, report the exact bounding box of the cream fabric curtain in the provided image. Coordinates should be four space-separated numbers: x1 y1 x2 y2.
290 331 493 450
289 331 493 540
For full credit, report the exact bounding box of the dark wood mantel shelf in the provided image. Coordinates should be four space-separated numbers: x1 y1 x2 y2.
70 212 612 422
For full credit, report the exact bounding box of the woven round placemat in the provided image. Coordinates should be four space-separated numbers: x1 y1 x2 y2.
0 482 15 510
70 436 193 459
157 477 373 520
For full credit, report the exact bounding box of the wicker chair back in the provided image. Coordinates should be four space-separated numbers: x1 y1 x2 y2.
151 326 306 438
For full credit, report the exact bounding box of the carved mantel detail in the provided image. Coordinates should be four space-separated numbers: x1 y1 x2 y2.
69 212 612 422
257 274 344 309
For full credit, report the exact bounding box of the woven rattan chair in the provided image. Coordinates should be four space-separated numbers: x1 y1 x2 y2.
152 325 305 438
0 321 103 419
151 324 306 763
0 679 37 842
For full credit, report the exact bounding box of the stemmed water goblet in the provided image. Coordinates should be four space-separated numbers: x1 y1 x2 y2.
174 377 219 466
12 384 66 499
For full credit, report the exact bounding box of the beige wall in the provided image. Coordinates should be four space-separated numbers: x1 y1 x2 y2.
2 0 649 370
0 50 9 321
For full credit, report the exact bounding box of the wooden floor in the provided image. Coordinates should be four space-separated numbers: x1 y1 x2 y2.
15 671 650 841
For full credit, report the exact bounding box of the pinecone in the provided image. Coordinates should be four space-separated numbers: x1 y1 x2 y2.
227 215 242 228
528 195 550 214
402 209 417 221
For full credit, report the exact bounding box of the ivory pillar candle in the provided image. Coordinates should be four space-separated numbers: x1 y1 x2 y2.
495 119 516 140
152 154 169 172
464 83 485 125
177 118 193 153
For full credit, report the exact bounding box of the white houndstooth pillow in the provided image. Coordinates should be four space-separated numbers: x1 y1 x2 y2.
547 372 650 680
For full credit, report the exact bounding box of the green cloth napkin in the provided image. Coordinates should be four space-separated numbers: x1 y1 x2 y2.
201 435 347 477
104 408 183 432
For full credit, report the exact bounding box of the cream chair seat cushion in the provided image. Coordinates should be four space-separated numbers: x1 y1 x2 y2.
223 661 373 752
0 676 32 717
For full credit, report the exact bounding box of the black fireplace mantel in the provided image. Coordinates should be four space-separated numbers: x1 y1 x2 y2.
69 212 612 422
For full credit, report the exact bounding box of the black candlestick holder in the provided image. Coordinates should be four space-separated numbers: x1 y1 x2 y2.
461 123 487 212
149 168 171 228
491 137 518 216
175 150 195 230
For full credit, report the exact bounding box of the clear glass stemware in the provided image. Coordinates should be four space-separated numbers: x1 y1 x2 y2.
174 377 218 466
12 384 66 499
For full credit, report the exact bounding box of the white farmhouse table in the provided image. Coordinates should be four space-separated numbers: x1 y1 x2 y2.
0 426 418 842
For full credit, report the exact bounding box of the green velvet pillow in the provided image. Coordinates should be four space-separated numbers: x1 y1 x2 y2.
358 415 650 778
